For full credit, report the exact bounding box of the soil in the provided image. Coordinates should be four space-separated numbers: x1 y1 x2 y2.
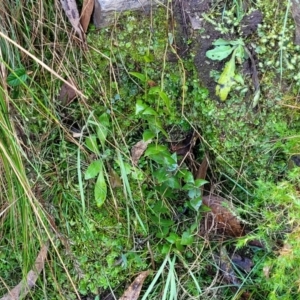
174 0 262 100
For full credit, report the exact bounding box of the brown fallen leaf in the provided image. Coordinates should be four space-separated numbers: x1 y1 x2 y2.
80 0 95 33
58 77 78 105
202 195 244 237
131 140 152 165
108 167 122 189
1 243 48 300
60 0 86 43
215 246 241 286
231 253 253 273
119 270 150 300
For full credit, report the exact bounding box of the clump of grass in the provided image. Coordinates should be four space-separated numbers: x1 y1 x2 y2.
1 0 300 299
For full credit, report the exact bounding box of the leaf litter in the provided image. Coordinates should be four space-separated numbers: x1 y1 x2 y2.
119 271 150 300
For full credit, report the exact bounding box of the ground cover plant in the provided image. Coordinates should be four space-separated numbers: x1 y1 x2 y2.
1 0 300 299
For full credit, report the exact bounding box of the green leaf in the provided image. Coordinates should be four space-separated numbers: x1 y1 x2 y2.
94 161 107 207
212 38 231 46
216 52 236 101
143 129 155 141
188 188 201 199
129 71 146 83
166 232 180 244
159 91 171 112
181 231 194 245
85 135 99 154
96 113 110 147
142 107 158 116
7 67 28 87
194 179 208 188
145 144 168 156
235 44 245 64
190 197 202 212
85 160 102 180
206 45 234 61
180 170 194 183
165 176 181 189
234 73 244 85
136 100 148 114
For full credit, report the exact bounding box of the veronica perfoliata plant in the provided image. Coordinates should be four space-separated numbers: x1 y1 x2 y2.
206 38 246 101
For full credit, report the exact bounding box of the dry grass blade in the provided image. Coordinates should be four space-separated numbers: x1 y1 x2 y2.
202 195 244 237
80 0 95 33
0 243 48 300
119 270 150 300
0 31 87 99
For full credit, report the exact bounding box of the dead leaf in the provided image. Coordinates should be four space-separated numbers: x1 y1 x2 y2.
131 140 151 165
80 0 95 33
119 270 150 300
109 167 122 188
60 0 85 43
215 246 241 286
147 80 157 87
263 266 271 279
231 253 253 273
58 77 78 105
195 155 208 181
1 243 48 300
202 195 244 237
170 132 194 156
196 155 209 195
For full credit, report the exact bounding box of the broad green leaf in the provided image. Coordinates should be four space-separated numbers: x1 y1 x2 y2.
190 197 202 212
7 67 28 87
234 73 244 85
85 135 99 154
96 113 110 147
136 100 148 114
206 45 234 61
165 176 181 189
159 91 171 112
212 38 231 46
142 107 158 116
194 179 208 188
145 144 168 156
154 168 170 183
129 71 146 83
216 53 236 101
180 169 194 183
143 129 155 141
188 188 201 199
85 160 102 180
148 118 168 137
94 161 107 207
145 144 176 166
181 231 194 245
148 86 160 94
166 232 180 244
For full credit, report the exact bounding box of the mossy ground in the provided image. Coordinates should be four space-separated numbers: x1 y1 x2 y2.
1 1 300 299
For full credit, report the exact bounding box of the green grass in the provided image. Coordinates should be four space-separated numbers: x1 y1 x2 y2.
1 1 300 299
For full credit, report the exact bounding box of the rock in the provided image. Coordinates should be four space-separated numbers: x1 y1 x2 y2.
93 0 162 28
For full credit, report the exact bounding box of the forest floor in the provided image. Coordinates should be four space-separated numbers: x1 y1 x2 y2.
1 0 300 299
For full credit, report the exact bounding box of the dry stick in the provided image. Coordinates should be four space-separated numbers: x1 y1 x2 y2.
0 31 87 99
0 244 48 300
